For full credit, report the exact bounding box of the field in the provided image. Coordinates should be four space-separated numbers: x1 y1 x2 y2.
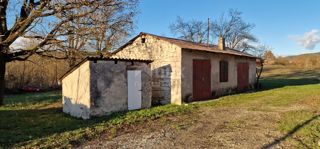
0 65 319 148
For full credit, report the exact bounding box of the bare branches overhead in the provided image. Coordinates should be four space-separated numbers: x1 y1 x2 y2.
0 0 139 105
1 0 138 60
211 9 257 50
169 9 258 52
170 16 209 44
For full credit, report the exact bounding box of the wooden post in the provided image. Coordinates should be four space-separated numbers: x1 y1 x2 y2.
207 18 210 45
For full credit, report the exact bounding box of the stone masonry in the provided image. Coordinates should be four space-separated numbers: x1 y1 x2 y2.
112 35 182 105
112 33 258 105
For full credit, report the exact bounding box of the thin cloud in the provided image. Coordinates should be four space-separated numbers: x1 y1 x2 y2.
290 29 320 50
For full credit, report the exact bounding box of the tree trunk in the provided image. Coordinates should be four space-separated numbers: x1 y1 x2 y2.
0 53 5 106
256 64 264 90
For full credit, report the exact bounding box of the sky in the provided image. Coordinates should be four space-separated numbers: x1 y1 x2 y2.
135 0 320 56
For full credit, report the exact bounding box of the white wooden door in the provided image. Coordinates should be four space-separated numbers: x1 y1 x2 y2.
127 70 142 110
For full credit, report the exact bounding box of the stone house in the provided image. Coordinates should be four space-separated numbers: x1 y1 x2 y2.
60 56 153 119
112 32 258 105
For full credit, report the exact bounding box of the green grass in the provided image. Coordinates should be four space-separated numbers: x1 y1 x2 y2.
0 91 195 148
261 65 320 148
278 110 320 148
1 66 320 148
3 91 61 109
205 85 319 115
17 105 194 148
260 78 319 90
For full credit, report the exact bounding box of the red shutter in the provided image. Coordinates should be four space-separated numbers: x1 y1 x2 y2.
220 61 228 82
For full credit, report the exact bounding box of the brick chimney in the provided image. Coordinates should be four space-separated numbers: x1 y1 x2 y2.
218 36 225 50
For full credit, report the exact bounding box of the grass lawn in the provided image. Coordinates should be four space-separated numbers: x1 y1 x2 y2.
0 65 319 148
0 91 193 148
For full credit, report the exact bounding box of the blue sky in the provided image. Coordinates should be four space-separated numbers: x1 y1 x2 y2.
135 0 320 56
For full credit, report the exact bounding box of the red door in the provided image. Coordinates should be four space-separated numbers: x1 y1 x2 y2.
193 60 211 101
237 63 249 91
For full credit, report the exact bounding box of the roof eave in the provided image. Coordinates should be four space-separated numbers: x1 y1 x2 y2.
59 57 153 81
181 48 259 59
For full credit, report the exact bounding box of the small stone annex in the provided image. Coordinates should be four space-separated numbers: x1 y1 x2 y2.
60 57 153 119
112 32 259 105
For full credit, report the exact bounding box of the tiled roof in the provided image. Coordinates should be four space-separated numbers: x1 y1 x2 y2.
86 56 153 63
142 32 257 58
113 32 258 59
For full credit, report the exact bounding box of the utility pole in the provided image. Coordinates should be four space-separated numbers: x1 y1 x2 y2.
207 18 210 46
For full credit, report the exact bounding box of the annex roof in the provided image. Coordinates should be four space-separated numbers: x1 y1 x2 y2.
59 56 153 80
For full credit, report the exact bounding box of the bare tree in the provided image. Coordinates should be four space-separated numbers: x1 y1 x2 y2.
263 50 276 64
0 0 138 105
170 10 257 51
170 16 209 43
87 11 135 52
211 9 257 51
254 44 273 89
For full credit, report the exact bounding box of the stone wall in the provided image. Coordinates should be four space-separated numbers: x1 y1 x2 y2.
62 61 91 119
62 60 152 119
112 35 182 105
112 34 257 105
89 60 152 117
181 49 257 101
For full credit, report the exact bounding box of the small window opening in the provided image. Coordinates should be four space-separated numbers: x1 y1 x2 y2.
220 61 229 82
141 38 146 43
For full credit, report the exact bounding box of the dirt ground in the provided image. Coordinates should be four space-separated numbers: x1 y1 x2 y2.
81 105 298 149
78 65 320 149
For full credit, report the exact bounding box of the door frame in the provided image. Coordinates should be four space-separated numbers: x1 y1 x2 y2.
127 70 142 110
192 59 212 101
237 62 249 92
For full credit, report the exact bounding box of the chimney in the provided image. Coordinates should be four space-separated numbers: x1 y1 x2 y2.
218 36 225 50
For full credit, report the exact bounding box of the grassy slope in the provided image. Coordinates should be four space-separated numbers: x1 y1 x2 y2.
0 65 319 148
261 65 320 148
276 52 320 68
286 52 320 59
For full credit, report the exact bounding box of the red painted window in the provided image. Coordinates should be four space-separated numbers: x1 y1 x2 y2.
220 61 228 82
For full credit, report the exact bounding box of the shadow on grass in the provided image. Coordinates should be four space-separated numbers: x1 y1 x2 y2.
1 90 192 148
261 114 320 149
260 78 319 91
0 102 189 148
4 91 62 106
0 107 128 148
260 66 320 91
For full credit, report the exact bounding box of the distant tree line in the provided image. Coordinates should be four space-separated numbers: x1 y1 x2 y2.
5 55 69 93
262 50 320 68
